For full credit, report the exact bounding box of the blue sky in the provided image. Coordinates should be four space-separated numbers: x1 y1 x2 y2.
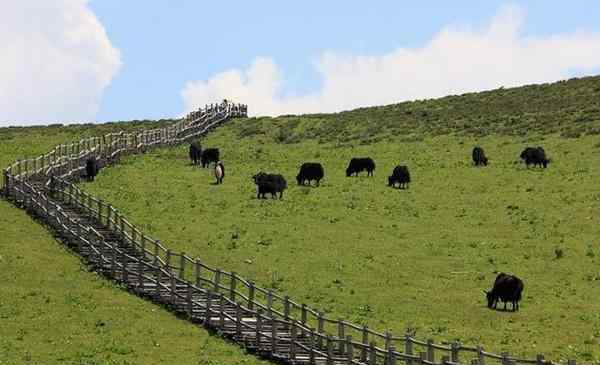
1 1 600 125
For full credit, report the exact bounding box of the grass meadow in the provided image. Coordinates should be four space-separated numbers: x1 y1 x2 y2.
3 75 600 364
0 125 269 365
82 125 600 362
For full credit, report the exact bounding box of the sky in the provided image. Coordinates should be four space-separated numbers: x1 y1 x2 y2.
1 1 600 126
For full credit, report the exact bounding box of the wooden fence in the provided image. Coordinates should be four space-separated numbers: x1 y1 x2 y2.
1 101 581 365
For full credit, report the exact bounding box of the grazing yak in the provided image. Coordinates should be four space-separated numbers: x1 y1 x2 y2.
520 147 549 168
189 142 202 165
201 148 220 168
252 172 287 199
472 146 488 166
484 273 524 311
85 156 99 182
214 161 225 184
296 162 324 186
388 165 410 189
346 157 375 177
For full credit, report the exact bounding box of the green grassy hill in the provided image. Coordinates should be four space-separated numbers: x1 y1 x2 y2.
0 123 269 365
3 75 600 364
237 75 600 145
83 75 600 362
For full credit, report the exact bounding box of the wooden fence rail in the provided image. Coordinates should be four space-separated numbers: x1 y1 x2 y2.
1 101 578 365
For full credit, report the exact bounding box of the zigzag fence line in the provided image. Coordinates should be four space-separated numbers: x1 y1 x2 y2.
1 101 579 365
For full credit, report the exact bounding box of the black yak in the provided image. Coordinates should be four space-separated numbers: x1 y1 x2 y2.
388 165 410 189
484 273 524 311
215 161 225 184
85 156 99 182
253 172 287 199
189 142 202 165
346 158 375 177
201 148 220 168
472 146 488 166
296 162 324 186
520 147 549 168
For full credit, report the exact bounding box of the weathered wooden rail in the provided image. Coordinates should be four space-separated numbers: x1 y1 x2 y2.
1 101 580 365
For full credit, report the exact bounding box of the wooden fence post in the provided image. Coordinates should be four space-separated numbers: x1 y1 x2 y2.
361 325 369 362
369 342 377 365
119 215 125 239
218 294 225 329
316 311 324 347
405 333 414 365
384 331 392 350
153 242 159 266
295 302 306 324
229 272 237 301
137 255 144 292
451 341 460 364
140 233 146 259
501 352 510 365
165 249 172 271
195 259 202 287
427 338 435 363
419 352 427 365
326 335 334 365
131 228 137 252
121 248 128 284
388 346 397 365
338 320 346 353
186 282 193 320
283 295 290 322
205 289 213 324
270 312 276 354
169 267 176 303
536 354 545 365
309 329 316 364
235 303 242 338
346 335 354 365
266 290 273 317
248 281 255 310
110 243 117 278
179 253 185 279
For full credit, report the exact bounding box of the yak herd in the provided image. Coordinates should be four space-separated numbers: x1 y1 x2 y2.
80 141 540 312
182 142 537 312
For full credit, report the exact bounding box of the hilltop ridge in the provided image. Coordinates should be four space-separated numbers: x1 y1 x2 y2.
234 75 600 144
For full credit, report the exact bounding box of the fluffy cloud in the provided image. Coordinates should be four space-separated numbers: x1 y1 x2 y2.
181 5 600 117
0 0 121 126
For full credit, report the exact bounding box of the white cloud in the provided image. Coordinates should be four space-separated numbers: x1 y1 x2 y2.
181 5 600 117
0 0 121 126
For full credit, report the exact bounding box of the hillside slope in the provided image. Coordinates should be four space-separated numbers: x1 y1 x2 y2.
82 76 600 362
3 75 600 363
235 75 600 144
